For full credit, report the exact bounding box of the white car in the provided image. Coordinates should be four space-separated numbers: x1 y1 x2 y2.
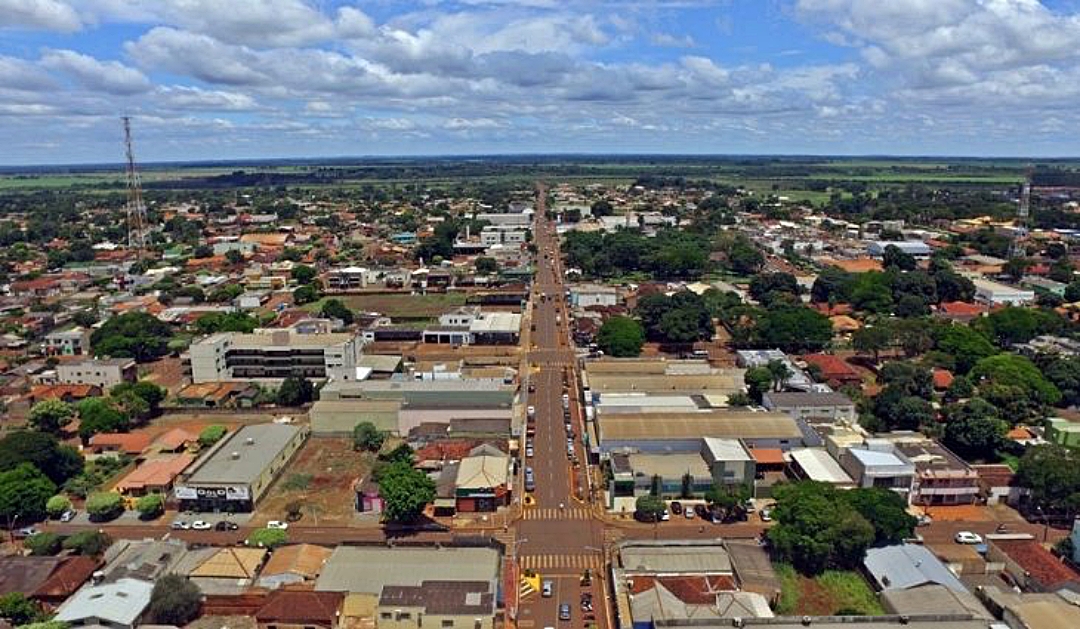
267 520 289 530
526 446 534 458
191 520 212 530
171 519 190 530
954 531 983 545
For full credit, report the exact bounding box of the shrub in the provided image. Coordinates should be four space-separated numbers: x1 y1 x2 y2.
86 491 124 521
45 494 72 519
62 530 112 556
198 425 227 447
24 532 63 556
135 493 164 519
247 528 288 549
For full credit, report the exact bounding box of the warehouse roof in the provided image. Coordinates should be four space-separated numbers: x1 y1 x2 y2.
599 410 802 441
620 542 732 574
315 547 499 594
589 373 742 394
865 544 967 592
789 448 853 484
763 391 854 407
184 423 302 486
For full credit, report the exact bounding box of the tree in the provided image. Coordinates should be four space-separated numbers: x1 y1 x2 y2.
111 381 167 415
1016 444 1080 518
292 283 321 305
24 531 63 556
192 244 213 259
136 493 165 519
873 386 934 431
0 431 83 485
148 574 202 625
744 367 774 404
634 495 667 522
596 316 645 357
811 267 854 305
879 361 933 399
379 460 436 522
1002 257 1029 282
845 487 917 544
882 245 916 271
276 376 314 406
77 397 129 440
766 359 793 392
225 249 244 265
945 374 974 402
353 422 387 452
590 199 613 217
0 464 56 523
62 530 112 555
474 257 498 275
292 264 317 285
850 272 894 314
936 325 997 374
320 299 354 324
934 270 976 303
1043 357 1080 408
194 311 259 334
943 398 1007 461
91 312 174 361
727 392 752 407
749 272 800 306
975 306 1063 348
85 491 124 522
0 592 45 626
725 237 764 275
970 354 1061 406
751 307 833 353
45 494 71 519
28 399 74 434
767 481 875 574
1066 280 1080 303
247 527 288 548
199 425 227 447
852 324 893 363
895 294 930 318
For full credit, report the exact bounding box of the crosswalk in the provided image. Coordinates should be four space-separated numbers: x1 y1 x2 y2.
519 553 604 570
523 507 593 520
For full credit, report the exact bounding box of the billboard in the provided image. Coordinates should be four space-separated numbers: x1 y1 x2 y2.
174 485 250 501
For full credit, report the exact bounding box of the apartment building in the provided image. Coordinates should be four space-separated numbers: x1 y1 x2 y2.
54 358 137 389
43 327 92 356
188 330 363 383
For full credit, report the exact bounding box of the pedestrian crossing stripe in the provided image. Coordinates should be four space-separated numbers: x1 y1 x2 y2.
523 507 592 520
518 554 605 570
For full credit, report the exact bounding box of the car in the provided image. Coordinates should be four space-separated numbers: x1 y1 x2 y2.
59 509 77 522
694 504 709 519
542 580 553 598
743 499 756 513
916 514 933 527
580 594 593 612
685 506 694 519
214 520 239 531
659 510 670 521
171 519 190 530
559 603 571 621
528 383 536 393
527 405 536 418
191 520 212 530
955 531 983 545
760 508 772 522
669 501 683 515
14 527 39 538
580 569 592 586
525 446 534 458
267 520 289 530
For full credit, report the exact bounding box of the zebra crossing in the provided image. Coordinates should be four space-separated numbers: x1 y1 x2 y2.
523 507 593 520
519 553 604 571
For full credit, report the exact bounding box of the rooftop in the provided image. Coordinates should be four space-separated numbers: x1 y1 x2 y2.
183 423 303 486
599 410 803 442
626 452 711 479
620 542 733 574
379 580 494 615
789 448 854 484
315 547 499 594
764 391 854 407
55 577 153 626
864 544 967 593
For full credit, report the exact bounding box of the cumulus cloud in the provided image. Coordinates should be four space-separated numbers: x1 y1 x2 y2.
0 0 82 32
40 49 152 94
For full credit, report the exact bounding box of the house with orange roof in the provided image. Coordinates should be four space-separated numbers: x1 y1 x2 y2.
152 427 198 453
801 354 862 387
88 432 152 456
932 368 954 391
934 301 989 322
114 454 194 496
27 384 101 404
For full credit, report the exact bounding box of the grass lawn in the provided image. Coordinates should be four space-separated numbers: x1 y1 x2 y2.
775 564 884 616
306 292 466 319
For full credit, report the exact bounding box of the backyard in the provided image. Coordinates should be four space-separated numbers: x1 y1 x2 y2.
775 564 884 616
254 437 374 527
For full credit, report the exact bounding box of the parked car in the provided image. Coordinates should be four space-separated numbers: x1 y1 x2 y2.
267 520 289 530
171 519 190 530
759 508 772 522
59 509 77 523
559 603 571 621
669 501 683 515
542 580 553 598
685 506 694 519
191 520 212 530
694 504 709 519
214 520 239 531
955 531 982 545
528 383 536 393
14 527 39 538
580 569 591 587
916 514 933 527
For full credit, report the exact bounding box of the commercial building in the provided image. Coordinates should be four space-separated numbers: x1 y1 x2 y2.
452 444 511 512
54 358 137 389
788 448 854 487
763 391 856 422
839 441 916 497
864 544 968 593
422 308 521 346
310 399 402 435
189 330 364 382
867 240 931 258
888 435 979 506
569 284 619 308
174 423 308 512
972 278 1035 306
315 547 500 595
1046 417 1080 447
378 581 495 629
325 266 377 290
480 224 528 246
596 409 818 454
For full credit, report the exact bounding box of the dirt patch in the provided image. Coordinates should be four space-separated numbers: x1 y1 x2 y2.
254 436 374 527
796 577 835 616
925 504 994 522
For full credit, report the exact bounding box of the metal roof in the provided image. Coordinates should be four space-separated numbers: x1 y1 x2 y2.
55 577 153 626
620 543 732 574
315 547 499 594
599 410 802 441
789 448 853 484
864 544 968 593
184 423 302 486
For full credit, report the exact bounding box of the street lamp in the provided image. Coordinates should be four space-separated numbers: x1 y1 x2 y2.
5 513 20 544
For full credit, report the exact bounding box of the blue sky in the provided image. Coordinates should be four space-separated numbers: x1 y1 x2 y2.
2 0 1080 164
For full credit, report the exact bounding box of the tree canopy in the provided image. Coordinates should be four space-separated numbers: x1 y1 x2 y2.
596 316 645 357
28 399 74 434
969 353 1061 407
636 291 713 344
767 481 876 575
0 431 83 485
0 464 56 523
378 460 436 522
148 575 203 626
91 312 174 361
194 311 259 334
320 298 354 324
943 398 1007 461
352 421 387 452
276 377 315 406
1015 444 1080 518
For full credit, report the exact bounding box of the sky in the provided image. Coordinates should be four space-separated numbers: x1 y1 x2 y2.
2 0 1080 165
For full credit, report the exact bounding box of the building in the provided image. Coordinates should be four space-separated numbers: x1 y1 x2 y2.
315 547 500 595
43 327 91 356
864 544 968 593
800 354 862 387
54 577 153 629
788 448 854 487
174 423 308 512
325 266 376 290
988 539 1080 592
1045 417 1080 447
763 391 856 422
701 437 755 488
0 555 99 606
189 330 363 382
88 432 152 456
480 224 527 246
867 240 931 258
979 586 1080 629
114 454 194 496
377 581 495 629
972 278 1035 306
422 308 521 346
255 590 345 629
310 399 402 435
597 409 817 454
258 543 334 590
619 452 714 500
453 444 511 513
570 284 619 308
840 441 916 497
54 358 137 388
890 436 979 506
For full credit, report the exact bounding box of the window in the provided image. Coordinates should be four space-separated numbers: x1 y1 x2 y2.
381 613 393 620
442 621 454 628
400 613 412 620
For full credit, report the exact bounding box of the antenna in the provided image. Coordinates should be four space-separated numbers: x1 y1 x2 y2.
122 116 148 259
1008 167 1032 260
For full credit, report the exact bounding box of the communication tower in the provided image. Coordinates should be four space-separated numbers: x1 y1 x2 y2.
122 116 148 257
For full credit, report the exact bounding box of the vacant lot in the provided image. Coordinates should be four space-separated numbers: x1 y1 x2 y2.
255 437 373 526
775 564 883 616
307 292 466 319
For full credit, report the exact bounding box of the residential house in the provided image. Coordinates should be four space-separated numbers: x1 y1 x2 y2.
114 454 194 496
255 590 344 629
453 444 511 512
1045 417 1080 448
257 543 334 590
54 577 154 629
934 301 989 323
88 432 152 456
973 464 1019 506
864 544 968 593
0 555 100 606
839 441 916 498
43 327 92 356
800 353 862 387
988 539 1080 592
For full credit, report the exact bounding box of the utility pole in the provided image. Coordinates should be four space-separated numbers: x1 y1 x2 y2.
122 116 148 259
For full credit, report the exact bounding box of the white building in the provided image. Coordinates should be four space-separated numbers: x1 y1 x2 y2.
480 224 528 246
44 326 92 356
570 284 618 308
188 330 364 382
54 358 137 388
972 278 1035 306
867 240 931 258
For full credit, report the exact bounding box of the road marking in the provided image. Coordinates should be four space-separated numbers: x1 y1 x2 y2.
523 507 592 520
519 554 604 571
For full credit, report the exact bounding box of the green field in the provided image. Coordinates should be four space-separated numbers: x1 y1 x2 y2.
306 292 466 319
775 564 884 616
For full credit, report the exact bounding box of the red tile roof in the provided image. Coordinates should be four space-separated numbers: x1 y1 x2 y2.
255 590 343 624
938 301 988 317
932 368 955 390
995 540 1080 589
750 448 786 466
801 354 860 379
88 432 152 454
627 576 738 602
32 556 99 600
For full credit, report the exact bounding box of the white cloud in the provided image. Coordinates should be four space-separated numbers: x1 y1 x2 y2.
650 32 696 48
39 49 151 94
155 85 257 111
0 0 82 31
